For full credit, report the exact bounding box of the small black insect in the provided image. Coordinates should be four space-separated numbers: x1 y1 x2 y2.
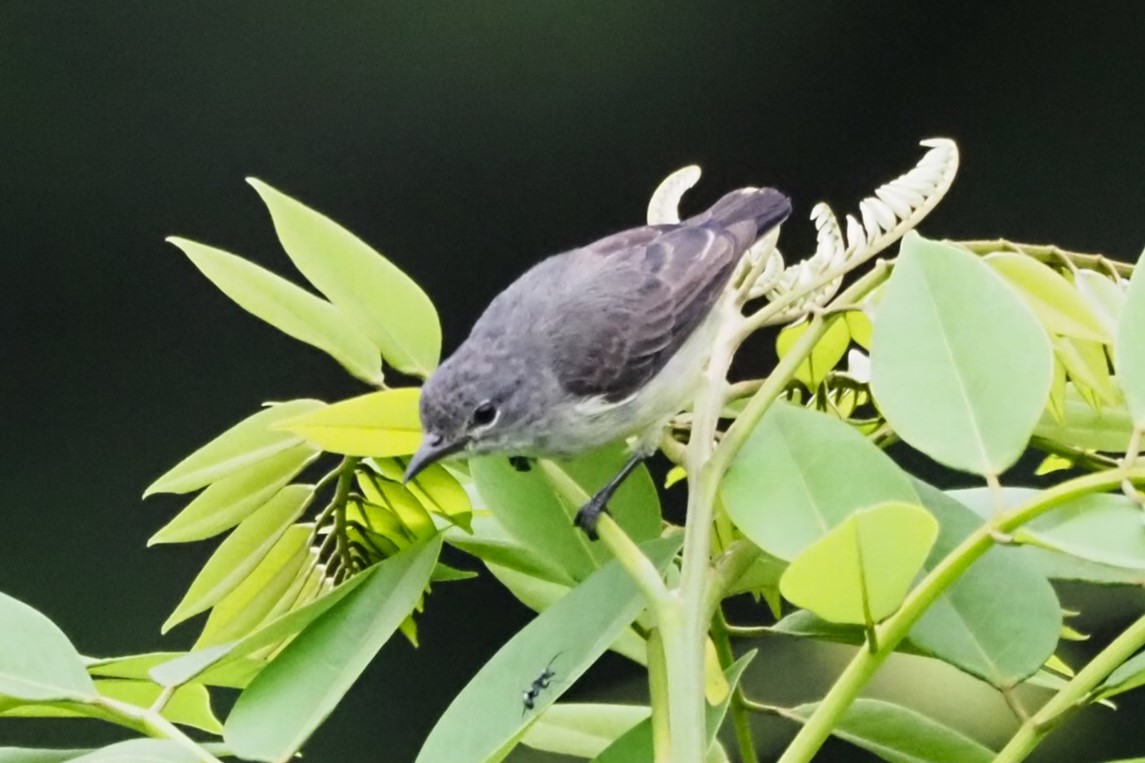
522 653 562 714
508 455 533 472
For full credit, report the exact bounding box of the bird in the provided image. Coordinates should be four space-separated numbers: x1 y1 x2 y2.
403 184 792 538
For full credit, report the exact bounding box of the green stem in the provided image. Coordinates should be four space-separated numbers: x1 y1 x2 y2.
779 466 1145 763
595 514 671 607
704 539 762 623
711 264 890 482
995 612 1145 763
647 629 673 763
332 457 360 574
713 609 760 763
92 696 223 763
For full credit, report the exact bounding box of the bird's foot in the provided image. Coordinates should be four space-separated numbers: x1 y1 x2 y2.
574 495 611 541
508 456 534 472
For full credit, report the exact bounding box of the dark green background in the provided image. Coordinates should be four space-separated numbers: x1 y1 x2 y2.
2 2 1144 761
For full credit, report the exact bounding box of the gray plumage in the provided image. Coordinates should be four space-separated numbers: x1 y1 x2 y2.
405 186 792 482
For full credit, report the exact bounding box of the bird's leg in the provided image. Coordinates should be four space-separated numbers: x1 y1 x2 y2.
574 452 645 540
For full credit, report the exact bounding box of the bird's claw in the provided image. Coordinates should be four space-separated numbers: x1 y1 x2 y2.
574 496 610 541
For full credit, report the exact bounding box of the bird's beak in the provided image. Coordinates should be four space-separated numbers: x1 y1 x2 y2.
403 433 467 483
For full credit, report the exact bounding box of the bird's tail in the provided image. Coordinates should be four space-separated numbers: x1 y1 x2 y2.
687 187 792 247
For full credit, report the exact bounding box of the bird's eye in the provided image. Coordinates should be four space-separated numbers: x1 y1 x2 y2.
472 401 498 427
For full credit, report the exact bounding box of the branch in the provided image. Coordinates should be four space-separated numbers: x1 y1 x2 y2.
994 612 1145 763
778 466 1145 763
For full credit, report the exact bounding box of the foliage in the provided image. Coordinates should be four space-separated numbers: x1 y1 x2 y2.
5 140 1145 763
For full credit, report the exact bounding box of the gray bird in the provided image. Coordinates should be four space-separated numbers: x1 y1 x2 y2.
403 186 792 537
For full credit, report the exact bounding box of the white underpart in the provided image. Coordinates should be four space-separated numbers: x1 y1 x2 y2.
648 138 961 325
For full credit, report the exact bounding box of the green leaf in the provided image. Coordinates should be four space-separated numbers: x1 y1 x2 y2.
248 179 441 377
144 400 324 497
777 315 851 389
415 537 681 763
549 443 662 544
68 740 209 763
224 537 442 762
150 570 374 687
1116 249 1145 427
163 485 314 632
0 592 95 702
1074 269 1126 338
195 525 312 647
1053 336 1117 406
790 698 994 763
721 402 919 561
275 388 422 457
168 237 382 384
471 456 599 582
1034 383 1136 451
150 446 318 544
484 563 647 664
522 703 651 758
445 512 571 585
985 252 1111 342
870 233 1053 475
374 458 473 531
780 502 938 625
952 488 1145 571
86 653 185 681
0 750 90 763
0 680 220 734
909 484 1061 687
1099 650 1145 699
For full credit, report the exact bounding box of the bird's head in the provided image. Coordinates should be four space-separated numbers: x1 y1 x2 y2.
403 346 535 482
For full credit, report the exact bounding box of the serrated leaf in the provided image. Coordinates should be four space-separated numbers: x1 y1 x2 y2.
0 592 95 702
870 233 1053 475
721 402 918 561
224 537 442 762
168 237 382 384
248 179 441 377
416 537 680 763
275 388 422 457
1116 249 1145 427
777 315 851 389
150 445 318 544
163 485 314 632
780 502 938 625
522 703 651 758
985 252 1111 342
144 400 323 496
195 525 312 647
790 698 994 763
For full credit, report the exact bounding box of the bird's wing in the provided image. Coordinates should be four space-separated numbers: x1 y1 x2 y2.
547 224 741 402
